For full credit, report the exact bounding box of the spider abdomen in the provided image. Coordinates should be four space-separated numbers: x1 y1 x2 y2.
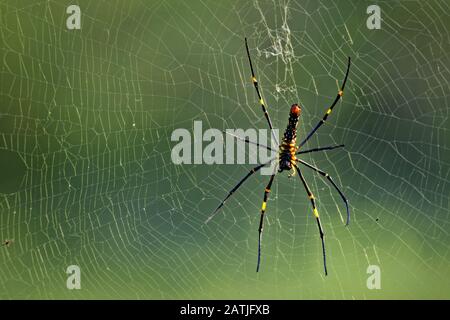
279 104 301 171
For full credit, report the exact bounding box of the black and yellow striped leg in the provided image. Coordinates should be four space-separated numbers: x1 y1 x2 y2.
293 163 328 276
296 144 345 156
297 159 350 226
298 57 351 149
256 173 276 272
205 162 269 224
245 38 280 146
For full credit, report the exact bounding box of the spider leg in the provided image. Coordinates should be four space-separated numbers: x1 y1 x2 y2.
298 57 351 149
292 163 328 276
296 144 345 156
223 130 275 152
245 38 280 146
297 159 350 226
205 159 274 224
257 173 276 272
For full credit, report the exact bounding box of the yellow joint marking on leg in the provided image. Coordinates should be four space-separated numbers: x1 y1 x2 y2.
313 208 319 218
309 194 315 200
265 188 270 193
252 77 257 83
326 108 332 115
260 98 264 105
261 202 267 211
338 90 344 96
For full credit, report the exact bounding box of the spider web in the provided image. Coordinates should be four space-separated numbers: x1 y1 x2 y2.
0 0 449 299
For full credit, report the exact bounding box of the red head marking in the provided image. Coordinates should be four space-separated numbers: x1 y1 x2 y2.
290 104 301 116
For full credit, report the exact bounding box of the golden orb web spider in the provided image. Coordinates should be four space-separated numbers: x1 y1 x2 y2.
205 38 351 276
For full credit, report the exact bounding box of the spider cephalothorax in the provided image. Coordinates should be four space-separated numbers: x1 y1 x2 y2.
206 38 351 276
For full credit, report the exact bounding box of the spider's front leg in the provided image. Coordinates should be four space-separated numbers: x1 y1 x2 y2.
292 162 328 276
297 159 350 226
256 173 276 272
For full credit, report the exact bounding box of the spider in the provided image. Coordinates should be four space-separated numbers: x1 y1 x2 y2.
206 38 351 276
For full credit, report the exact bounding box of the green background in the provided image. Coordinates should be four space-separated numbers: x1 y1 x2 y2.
0 0 449 299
